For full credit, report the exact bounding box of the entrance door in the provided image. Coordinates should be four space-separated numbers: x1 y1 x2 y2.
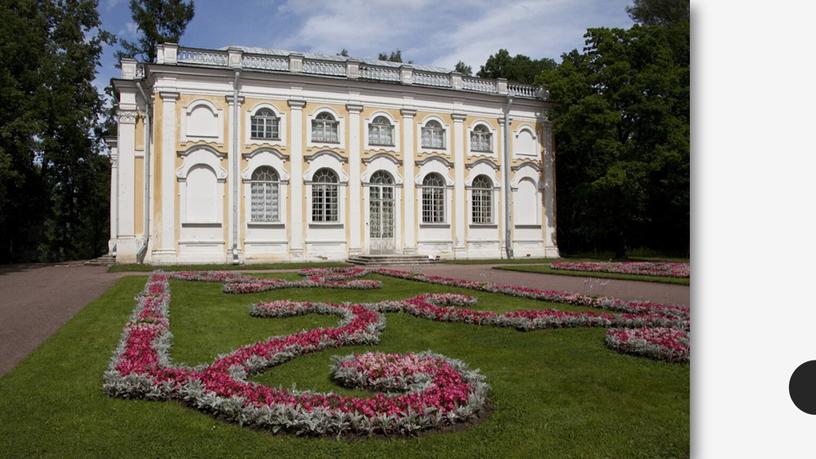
369 171 395 254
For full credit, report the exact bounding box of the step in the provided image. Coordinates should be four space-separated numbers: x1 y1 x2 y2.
347 254 437 265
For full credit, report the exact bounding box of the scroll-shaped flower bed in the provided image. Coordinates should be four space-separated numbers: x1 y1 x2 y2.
105 267 688 436
549 261 690 278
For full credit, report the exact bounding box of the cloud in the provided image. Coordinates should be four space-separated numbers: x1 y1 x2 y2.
273 0 632 69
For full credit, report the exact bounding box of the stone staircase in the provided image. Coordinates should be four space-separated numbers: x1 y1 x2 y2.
85 253 116 266
347 254 437 266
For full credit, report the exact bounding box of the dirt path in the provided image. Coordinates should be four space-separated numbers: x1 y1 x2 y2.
0 263 126 376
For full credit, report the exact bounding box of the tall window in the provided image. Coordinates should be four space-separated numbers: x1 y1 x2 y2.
250 166 279 222
312 168 339 222
471 175 493 224
422 173 445 223
421 120 445 149
470 124 492 152
312 112 339 143
250 108 280 140
369 116 394 146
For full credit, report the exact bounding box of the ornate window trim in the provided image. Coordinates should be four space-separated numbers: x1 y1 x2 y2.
248 166 280 223
364 111 400 152
307 107 345 149
420 172 447 224
417 115 450 155
468 121 496 156
245 103 287 147
470 175 494 225
310 168 340 223
241 149 289 228
513 125 539 158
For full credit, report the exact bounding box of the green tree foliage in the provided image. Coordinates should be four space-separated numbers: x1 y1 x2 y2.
0 0 114 262
539 16 689 256
337 48 349 57
627 0 689 26
454 60 472 76
378 49 403 63
116 0 195 63
477 49 557 84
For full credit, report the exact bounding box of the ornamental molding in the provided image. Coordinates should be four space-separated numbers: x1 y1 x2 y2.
362 152 402 166
110 152 119 167
451 112 467 122
287 99 307 109
400 108 417 117
242 147 289 161
177 144 227 159
466 158 499 170
117 110 138 124
304 150 348 164
511 160 542 172
415 155 453 168
225 95 245 104
345 103 364 113
159 91 180 100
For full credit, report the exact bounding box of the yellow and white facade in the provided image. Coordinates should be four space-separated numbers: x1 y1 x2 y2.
109 44 558 264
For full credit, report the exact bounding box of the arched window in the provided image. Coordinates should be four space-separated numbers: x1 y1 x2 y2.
471 175 493 224
471 124 492 152
250 166 279 222
250 108 280 140
186 165 218 222
312 168 339 222
422 173 445 223
514 178 538 225
421 120 445 149
369 116 394 146
312 112 339 143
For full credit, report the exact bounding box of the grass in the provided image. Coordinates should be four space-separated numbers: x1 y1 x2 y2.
0 272 689 458
494 264 690 285
108 261 350 273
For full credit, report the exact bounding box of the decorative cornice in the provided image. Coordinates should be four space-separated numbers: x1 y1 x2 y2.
511 160 542 172
466 158 499 170
416 155 454 168
345 103 364 113
304 150 348 163
287 99 307 109
242 148 289 161
362 152 402 165
177 144 227 158
159 91 180 100
451 112 467 122
400 108 417 117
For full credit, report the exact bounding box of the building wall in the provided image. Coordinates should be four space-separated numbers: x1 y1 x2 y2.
112 61 558 264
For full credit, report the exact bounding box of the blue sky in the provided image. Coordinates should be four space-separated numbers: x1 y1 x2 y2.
97 0 634 90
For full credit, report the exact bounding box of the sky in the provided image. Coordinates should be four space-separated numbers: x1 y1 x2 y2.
97 0 634 91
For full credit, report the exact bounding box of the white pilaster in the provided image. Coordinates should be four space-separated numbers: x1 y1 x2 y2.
452 112 467 257
107 141 119 254
116 108 138 262
226 94 245 261
346 103 363 255
497 117 507 257
155 91 179 261
288 99 306 259
541 115 560 257
401 108 417 253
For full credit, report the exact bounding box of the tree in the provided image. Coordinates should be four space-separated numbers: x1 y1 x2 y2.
337 48 349 57
540 21 689 257
477 49 557 84
0 0 114 262
626 0 689 26
378 49 403 63
116 0 195 63
454 61 472 76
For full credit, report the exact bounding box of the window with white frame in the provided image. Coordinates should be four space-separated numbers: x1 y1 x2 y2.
311 168 339 222
250 166 279 222
471 124 492 152
471 175 493 224
311 112 339 143
421 120 445 149
368 116 394 146
422 173 445 223
250 108 280 140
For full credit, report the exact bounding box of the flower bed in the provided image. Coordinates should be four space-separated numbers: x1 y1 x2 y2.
605 327 689 362
105 267 688 436
549 261 690 278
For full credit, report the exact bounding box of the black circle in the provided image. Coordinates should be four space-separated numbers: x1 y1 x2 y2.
790 360 816 414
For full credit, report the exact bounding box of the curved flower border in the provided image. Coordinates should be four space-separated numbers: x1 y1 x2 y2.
550 261 690 278
105 267 689 436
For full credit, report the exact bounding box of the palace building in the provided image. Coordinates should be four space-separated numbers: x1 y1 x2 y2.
107 44 559 264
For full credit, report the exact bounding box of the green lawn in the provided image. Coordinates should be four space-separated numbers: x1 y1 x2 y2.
109 261 350 273
494 264 690 285
0 272 688 458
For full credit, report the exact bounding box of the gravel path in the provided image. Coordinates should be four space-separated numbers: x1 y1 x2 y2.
0 263 126 376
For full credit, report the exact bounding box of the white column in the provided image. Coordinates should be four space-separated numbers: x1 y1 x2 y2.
401 109 417 253
156 91 179 261
226 94 244 261
108 142 119 254
498 117 508 257
288 99 306 259
452 113 467 257
116 108 138 262
541 115 560 257
346 103 363 255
